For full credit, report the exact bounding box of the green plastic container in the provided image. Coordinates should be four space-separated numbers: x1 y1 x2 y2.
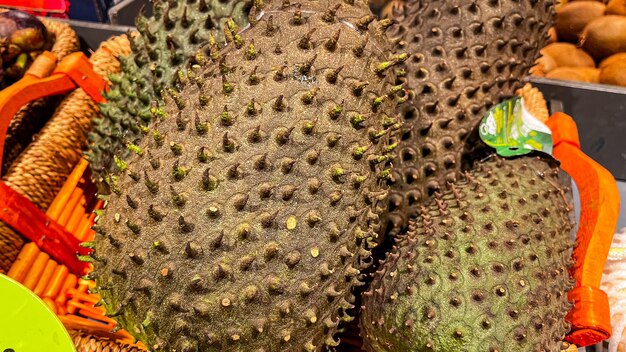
0 274 75 352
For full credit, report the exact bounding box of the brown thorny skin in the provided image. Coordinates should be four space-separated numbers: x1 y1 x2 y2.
91 0 409 351
88 0 250 193
381 0 555 234
361 156 575 352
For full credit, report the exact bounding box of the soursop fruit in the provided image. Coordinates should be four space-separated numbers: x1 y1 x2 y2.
90 0 408 350
382 0 555 232
88 0 250 191
361 156 575 352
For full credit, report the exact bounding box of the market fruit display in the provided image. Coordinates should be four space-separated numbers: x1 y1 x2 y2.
87 0 250 191
361 156 575 352
0 9 51 88
541 43 595 68
90 0 406 350
555 1 606 43
546 66 601 83
606 0 626 16
599 60 626 85
600 52 626 69
535 54 558 74
581 15 626 59
381 0 554 232
533 3 626 87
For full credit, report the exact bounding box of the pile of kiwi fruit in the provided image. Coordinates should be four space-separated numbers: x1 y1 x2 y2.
531 0 626 87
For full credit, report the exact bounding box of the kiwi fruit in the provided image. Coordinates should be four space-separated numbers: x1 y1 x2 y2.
556 1 606 42
582 15 626 59
606 0 626 15
546 66 601 83
528 65 546 77
599 61 626 86
548 27 558 44
530 64 546 77
537 54 559 73
541 42 595 67
599 52 626 69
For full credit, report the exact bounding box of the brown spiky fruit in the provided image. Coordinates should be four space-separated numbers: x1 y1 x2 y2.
382 0 555 233
88 0 250 192
90 0 407 351
361 156 575 352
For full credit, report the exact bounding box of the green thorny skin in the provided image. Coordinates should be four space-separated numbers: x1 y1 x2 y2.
90 0 409 350
361 156 575 352
382 0 555 234
88 0 251 192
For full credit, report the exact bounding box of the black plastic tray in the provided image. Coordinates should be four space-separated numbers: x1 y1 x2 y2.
530 77 626 182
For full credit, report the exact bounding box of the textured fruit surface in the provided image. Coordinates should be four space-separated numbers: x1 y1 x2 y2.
555 1 605 43
88 0 249 191
599 52 626 70
546 66 600 83
91 1 406 351
536 54 558 74
582 15 626 60
541 43 595 69
599 60 626 87
606 0 626 16
361 156 575 352
381 0 554 232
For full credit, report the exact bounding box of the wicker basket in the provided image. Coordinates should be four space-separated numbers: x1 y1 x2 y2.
71 332 144 352
1 15 80 174
5 157 147 351
0 31 130 273
0 30 137 351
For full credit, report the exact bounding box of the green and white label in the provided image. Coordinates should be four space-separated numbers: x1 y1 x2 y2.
479 97 553 157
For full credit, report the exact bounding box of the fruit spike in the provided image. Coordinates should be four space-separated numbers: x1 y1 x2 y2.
361 156 575 352
91 0 407 350
382 0 555 233
88 0 250 193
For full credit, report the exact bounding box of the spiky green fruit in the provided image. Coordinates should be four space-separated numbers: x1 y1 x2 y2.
87 0 250 191
361 156 574 352
91 1 406 350
382 0 555 232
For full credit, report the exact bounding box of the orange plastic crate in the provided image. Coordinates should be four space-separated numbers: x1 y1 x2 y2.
0 0 68 14
7 158 145 349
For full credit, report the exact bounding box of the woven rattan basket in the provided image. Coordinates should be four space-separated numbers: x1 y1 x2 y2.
72 332 144 352
0 31 130 273
0 32 133 351
1 15 81 174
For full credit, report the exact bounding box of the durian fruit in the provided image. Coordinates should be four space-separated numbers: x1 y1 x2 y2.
360 156 575 352
382 0 554 232
91 0 407 350
87 0 250 191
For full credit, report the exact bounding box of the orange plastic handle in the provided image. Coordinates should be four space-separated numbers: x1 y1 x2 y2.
0 181 91 275
0 51 108 276
0 51 107 176
546 112 621 346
